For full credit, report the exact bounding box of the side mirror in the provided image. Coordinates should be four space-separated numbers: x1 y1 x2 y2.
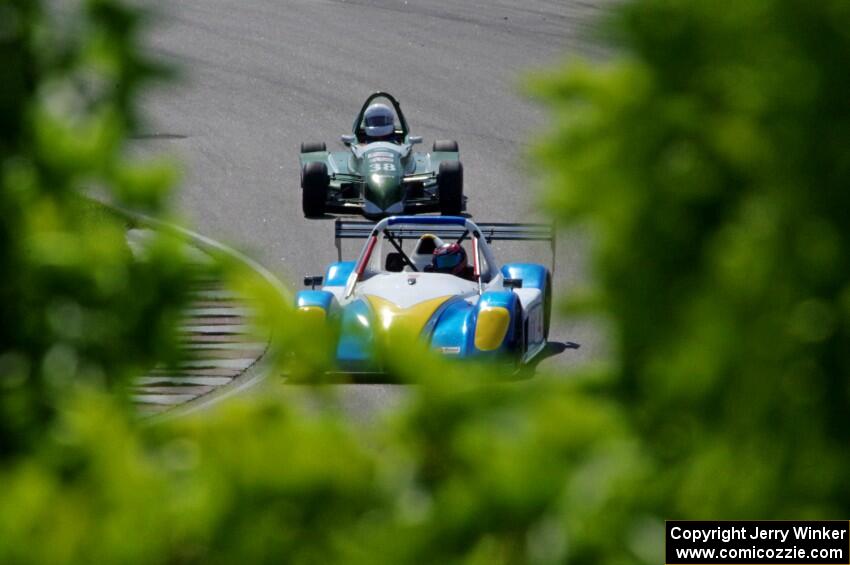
408 135 423 145
340 134 355 146
504 278 523 290
303 275 324 289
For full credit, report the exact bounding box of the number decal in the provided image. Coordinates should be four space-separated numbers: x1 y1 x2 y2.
369 163 396 172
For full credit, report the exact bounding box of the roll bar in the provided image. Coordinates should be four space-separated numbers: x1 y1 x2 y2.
351 91 410 139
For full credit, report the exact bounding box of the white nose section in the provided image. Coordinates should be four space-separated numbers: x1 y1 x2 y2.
358 273 478 309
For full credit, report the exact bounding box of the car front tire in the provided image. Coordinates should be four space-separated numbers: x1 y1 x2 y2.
438 160 463 215
302 161 329 218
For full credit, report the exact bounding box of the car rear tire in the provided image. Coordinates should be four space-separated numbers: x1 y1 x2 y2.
302 161 329 218
438 160 463 215
433 139 459 153
300 141 326 153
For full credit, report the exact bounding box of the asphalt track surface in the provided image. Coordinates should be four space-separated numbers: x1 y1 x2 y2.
139 0 609 415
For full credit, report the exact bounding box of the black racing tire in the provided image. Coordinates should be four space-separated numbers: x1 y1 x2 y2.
512 302 532 379
438 160 463 215
514 301 526 354
300 141 326 153
301 161 329 218
543 273 552 340
433 139 459 153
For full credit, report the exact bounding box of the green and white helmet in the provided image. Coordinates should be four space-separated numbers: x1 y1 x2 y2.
364 103 395 138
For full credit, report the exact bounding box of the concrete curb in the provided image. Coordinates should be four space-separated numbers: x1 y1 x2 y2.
106 204 289 421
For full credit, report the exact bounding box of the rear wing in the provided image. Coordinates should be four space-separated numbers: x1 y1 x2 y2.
334 218 556 269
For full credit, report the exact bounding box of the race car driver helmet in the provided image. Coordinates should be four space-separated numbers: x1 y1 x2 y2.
363 103 395 139
431 243 468 277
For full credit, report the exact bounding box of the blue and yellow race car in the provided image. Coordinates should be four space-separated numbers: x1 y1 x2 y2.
296 216 554 372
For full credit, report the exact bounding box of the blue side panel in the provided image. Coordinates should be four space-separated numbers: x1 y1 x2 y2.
421 295 466 338
296 290 334 310
429 300 475 357
324 261 356 287
336 299 375 365
501 263 549 291
430 292 522 358
387 215 466 226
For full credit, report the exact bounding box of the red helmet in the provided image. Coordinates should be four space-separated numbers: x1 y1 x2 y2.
431 243 468 276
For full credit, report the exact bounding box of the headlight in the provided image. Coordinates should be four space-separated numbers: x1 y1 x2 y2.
474 306 510 351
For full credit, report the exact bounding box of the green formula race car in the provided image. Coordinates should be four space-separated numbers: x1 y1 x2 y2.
299 92 464 219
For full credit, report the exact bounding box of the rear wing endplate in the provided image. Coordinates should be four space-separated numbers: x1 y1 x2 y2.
334 218 556 270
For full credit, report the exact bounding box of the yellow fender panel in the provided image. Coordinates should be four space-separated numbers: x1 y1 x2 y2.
296 305 327 325
474 306 510 351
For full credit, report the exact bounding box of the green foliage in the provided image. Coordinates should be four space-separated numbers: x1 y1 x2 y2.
0 0 194 459
533 0 850 521
3 0 850 563
0 359 633 565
